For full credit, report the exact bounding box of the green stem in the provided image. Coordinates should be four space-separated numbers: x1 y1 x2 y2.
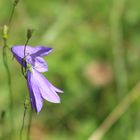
8 0 20 27
2 39 14 139
19 103 27 140
21 37 30 78
21 29 33 78
0 111 6 140
27 109 33 140
1 1 20 139
20 29 33 139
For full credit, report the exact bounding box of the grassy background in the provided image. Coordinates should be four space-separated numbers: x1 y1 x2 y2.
1 0 140 140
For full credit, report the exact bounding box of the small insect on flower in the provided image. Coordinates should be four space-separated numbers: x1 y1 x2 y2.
11 45 63 113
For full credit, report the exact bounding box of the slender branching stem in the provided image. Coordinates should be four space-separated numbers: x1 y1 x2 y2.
8 0 20 27
21 29 33 78
20 29 33 140
2 26 14 140
1 0 20 138
21 39 29 79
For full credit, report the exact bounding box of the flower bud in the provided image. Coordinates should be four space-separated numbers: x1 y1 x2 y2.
27 29 34 40
14 0 20 6
2 25 9 40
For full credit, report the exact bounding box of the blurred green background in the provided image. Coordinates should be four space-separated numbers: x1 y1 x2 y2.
1 0 140 140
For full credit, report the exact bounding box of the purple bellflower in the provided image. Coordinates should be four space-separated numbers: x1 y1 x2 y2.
11 45 63 113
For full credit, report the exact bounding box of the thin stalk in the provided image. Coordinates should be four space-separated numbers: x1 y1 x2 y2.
27 109 33 140
0 111 6 140
19 103 27 140
1 0 20 138
21 29 33 78
20 30 33 139
24 39 29 57
8 0 20 27
2 36 14 140
21 38 29 78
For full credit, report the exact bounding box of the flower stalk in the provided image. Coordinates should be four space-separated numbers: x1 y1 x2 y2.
1 0 20 137
8 0 20 26
27 109 33 140
19 98 30 140
2 25 14 139
21 29 34 78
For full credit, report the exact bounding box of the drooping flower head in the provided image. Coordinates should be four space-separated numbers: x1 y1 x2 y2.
11 45 63 113
12 45 52 72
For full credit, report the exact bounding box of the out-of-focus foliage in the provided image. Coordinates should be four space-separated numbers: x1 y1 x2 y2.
0 0 140 140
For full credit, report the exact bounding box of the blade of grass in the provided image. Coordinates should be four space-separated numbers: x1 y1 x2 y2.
88 82 140 140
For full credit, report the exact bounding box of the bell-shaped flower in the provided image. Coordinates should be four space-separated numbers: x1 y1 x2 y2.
12 45 52 72
11 45 63 112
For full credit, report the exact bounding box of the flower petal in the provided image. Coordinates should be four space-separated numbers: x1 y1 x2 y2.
11 46 51 72
11 45 52 59
30 46 53 57
29 57 48 72
27 70 43 113
27 71 36 110
32 69 61 103
49 83 64 93
11 46 34 64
